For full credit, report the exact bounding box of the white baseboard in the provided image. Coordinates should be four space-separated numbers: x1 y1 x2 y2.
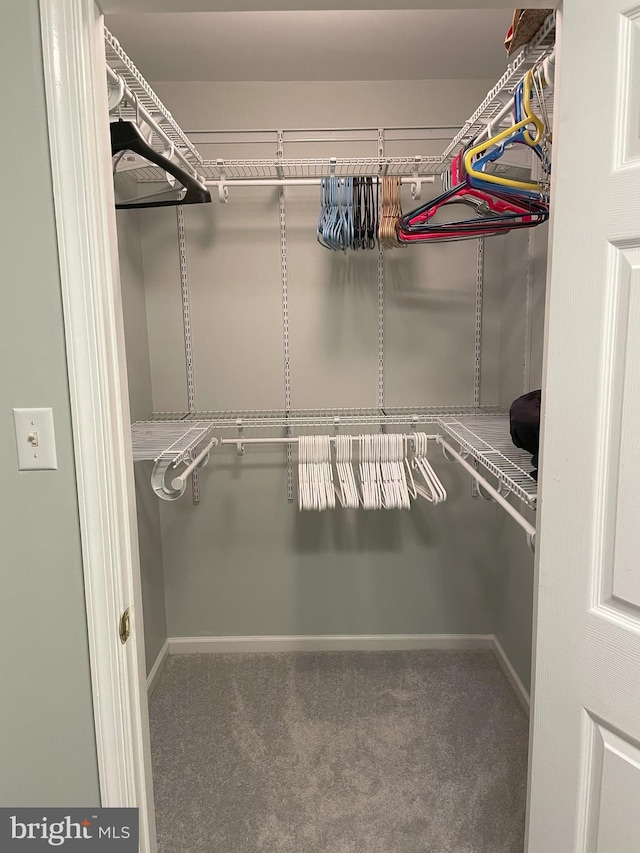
161 634 529 711
167 634 494 655
491 636 530 715
146 640 169 696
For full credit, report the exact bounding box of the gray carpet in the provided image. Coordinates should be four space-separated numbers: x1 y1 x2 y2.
149 651 528 853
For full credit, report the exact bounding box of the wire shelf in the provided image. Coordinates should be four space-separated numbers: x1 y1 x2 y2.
132 412 537 517
436 11 556 173
129 157 442 183
204 157 441 181
142 406 503 430
105 26 202 168
131 421 215 465
437 415 538 508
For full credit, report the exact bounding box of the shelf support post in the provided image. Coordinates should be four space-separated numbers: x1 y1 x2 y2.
176 206 200 503
277 131 294 502
377 129 386 433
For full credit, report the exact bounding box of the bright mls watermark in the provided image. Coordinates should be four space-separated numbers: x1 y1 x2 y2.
1 809 138 850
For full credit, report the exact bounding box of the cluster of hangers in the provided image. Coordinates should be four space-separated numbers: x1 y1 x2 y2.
379 177 404 250
318 177 376 250
111 121 211 210
317 176 405 252
297 433 446 511
315 62 551 251
398 65 552 243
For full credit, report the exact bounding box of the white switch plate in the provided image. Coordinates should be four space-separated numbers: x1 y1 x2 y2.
13 408 58 471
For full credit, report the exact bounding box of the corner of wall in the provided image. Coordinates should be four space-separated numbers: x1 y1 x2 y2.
116 209 169 675
490 215 548 694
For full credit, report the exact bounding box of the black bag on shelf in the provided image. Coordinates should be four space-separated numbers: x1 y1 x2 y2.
510 390 541 481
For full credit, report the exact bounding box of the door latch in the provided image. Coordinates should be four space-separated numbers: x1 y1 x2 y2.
119 607 131 645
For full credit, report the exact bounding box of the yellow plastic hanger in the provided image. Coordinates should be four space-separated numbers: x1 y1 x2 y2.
464 71 545 193
521 69 545 147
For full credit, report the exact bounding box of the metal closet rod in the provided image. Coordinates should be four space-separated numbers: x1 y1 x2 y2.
219 434 535 541
220 434 440 448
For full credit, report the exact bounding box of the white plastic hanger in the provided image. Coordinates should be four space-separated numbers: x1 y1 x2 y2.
410 433 447 505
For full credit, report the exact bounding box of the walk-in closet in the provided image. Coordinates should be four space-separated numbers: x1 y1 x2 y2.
106 8 550 852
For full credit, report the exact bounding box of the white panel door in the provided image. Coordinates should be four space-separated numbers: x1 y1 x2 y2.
528 2 640 851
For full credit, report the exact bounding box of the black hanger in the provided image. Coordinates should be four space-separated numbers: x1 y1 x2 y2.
110 121 211 209
353 178 362 249
365 177 377 249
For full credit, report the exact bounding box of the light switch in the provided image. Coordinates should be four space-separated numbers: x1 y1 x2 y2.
13 408 58 471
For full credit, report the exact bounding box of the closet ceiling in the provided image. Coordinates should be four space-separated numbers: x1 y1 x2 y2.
104 10 514 82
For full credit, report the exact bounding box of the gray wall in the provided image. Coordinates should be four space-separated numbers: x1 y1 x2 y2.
130 79 511 641
493 224 549 692
0 0 100 806
498 224 548 407
161 452 503 638
116 186 168 675
152 79 496 132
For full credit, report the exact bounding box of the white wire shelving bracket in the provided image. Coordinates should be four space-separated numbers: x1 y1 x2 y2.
437 415 538 509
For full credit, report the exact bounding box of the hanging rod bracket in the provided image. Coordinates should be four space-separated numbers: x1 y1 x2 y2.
478 479 512 501
478 482 492 501
235 419 245 453
107 74 125 112
149 437 218 501
276 132 284 180
151 458 187 502
442 442 469 462
410 156 424 201
442 443 456 462
217 159 229 203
